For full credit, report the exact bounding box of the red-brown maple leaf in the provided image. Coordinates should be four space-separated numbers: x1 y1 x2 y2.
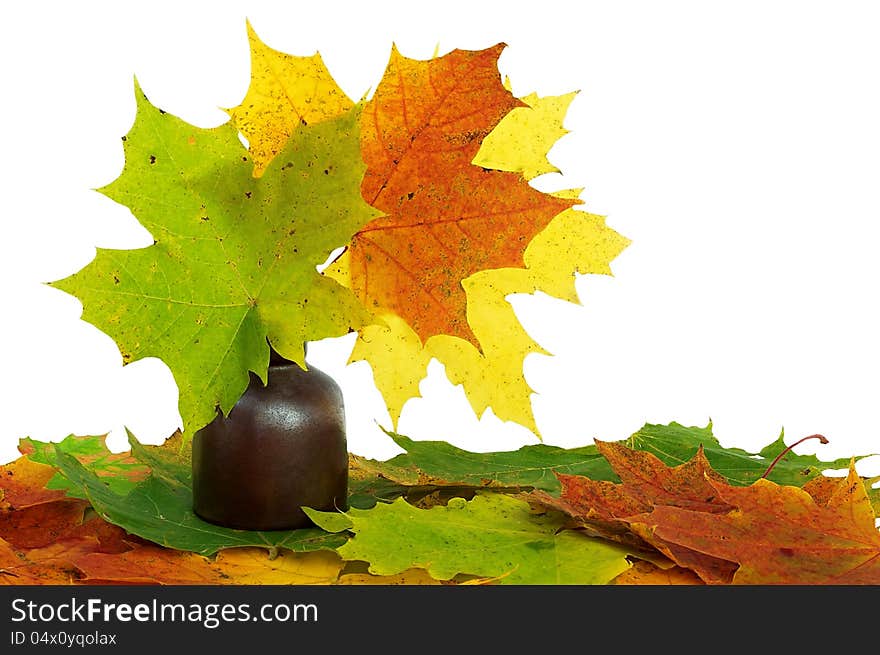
635 464 880 584
349 44 576 346
533 441 740 581
532 440 880 584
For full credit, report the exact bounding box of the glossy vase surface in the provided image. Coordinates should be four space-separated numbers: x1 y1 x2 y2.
192 349 348 531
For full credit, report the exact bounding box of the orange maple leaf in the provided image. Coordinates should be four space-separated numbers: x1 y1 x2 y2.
72 544 228 585
0 500 90 550
349 44 576 346
531 440 880 584
533 441 740 581
0 538 81 585
0 456 67 510
611 559 705 585
636 463 880 584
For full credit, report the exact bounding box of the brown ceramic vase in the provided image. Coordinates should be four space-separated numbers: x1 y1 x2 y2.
191 347 348 530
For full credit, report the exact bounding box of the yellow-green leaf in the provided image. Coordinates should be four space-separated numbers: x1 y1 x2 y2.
226 21 354 176
307 494 632 584
52 83 379 438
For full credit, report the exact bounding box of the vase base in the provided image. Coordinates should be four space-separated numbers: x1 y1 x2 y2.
192 506 317 532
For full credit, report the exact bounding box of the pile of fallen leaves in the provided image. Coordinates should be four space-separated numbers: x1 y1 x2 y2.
2 422 878 585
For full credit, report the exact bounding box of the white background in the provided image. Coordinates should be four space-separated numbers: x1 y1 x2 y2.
1 1 879 475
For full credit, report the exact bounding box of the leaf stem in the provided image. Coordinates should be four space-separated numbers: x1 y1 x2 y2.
759 434 829 479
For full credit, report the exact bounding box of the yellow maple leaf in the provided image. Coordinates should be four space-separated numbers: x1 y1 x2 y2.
356 315 432 426
432 204 628 434
226 21 354 176
338 202 628 435
325 254 428 425
335 567 447 585
472 84 579 180
211 548 344 585
427 269 544 433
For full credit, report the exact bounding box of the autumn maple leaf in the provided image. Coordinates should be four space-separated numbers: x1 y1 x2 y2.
343 200 628 433
532 441 740 579
348 44 576 346
531 439 880 584
51 83 379 438
635 463 880 584
338 106 626 434
224 21 354 177
306 493 633 585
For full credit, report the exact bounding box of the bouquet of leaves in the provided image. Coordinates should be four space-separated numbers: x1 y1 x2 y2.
52 25 623 442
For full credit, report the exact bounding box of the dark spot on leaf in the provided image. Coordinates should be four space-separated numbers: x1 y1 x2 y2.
113 275 120 284
282 162 293 170
200 216 209 222
407 192 414 200
121 136 127 141
149 155 156 164
780 547 795 557
300 118 308 126
242 156 248 162
245 191 252 199
159 109 166 115
324 169 329 175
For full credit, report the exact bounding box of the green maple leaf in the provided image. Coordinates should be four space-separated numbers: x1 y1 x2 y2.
19 434 148 498
383 431 614 492
51 82 380 438
306 493 632 584
624 422 877 487
348 422 880 508
52 432 344 556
